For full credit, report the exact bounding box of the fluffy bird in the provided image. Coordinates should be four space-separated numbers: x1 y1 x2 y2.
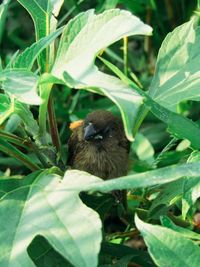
67 110 130 180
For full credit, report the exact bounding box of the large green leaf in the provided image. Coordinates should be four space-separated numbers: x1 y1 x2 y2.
149 19 200 111
0 169 102 267
135 215 200 267
62 162 200 192
100 56 200 149
52 9 152 140
0 70 41 105
17 0 64 70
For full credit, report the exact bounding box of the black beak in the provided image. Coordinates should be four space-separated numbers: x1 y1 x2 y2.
84 123 97 141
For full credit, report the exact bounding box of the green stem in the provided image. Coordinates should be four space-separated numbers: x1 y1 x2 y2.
123 36 128 76
0 138 40 171
39 83 53 144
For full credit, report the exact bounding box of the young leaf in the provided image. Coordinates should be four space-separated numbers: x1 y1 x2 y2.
0 70 41 105
149 19 200 111
14 27 63 70
52 9 152 140
135 214 200 267
0 169 102 267
0 94 14 124
14 101 40 142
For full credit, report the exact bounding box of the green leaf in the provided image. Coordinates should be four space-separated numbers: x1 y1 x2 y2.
52 9 152 140
14 101 40 142
17 0 64 70
0 94 40 142
0 130 30 150
28 236 73 267
0 94 14 124
149 19 200 111
0 70 41 105
144 95 200 149
161 215 200 240
62 162 200 192
132 133 155 164
182 151 200 218
135 214 200 267
0 138 40 171
100 56 200 149
14 27 63 70
0 169 102 267
0 0 11 43
149 179 184 215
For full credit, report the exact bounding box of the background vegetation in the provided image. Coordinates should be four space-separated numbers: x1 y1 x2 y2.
1 1 200 267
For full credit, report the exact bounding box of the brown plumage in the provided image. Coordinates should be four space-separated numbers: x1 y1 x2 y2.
67 110 130 180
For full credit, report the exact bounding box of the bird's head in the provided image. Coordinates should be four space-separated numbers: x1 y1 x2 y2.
83 110 123 142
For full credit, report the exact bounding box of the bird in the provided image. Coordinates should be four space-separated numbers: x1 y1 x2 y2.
67 110 130 181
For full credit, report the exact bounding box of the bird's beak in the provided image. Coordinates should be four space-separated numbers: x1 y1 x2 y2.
84 123 97 141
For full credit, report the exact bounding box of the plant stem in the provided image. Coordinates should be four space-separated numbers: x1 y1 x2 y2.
39 83 53 144
48 94 61 153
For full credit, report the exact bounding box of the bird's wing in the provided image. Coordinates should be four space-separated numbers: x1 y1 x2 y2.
119 138 130 153
67 132 79 167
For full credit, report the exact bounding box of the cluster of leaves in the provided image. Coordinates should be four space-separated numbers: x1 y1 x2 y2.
1 0 200 267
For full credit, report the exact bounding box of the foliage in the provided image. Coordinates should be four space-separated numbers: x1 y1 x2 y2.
1 1 200 267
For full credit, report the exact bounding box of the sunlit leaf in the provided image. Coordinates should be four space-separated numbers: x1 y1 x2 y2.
100 56 200 149
17 0 64 70
149 19 200 111
0 70 41 105
135 214 200 267
52 9 152 140
63 162 200 192
0 169 102 267
0 94 14 124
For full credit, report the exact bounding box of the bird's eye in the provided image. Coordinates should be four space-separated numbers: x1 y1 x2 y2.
103 125 114 137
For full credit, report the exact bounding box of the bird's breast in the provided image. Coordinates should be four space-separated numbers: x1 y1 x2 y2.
72 141 128 179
